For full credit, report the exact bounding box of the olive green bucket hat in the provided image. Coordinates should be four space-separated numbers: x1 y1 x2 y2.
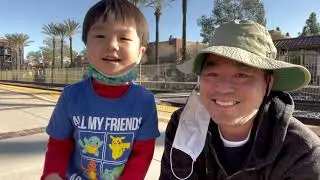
177 20 311 91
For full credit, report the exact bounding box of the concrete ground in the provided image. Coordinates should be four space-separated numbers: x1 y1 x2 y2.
0 84 319 180
0 85 169 180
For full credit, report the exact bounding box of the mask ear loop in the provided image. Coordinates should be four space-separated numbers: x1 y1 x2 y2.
170 147 194 180
169 76 200 180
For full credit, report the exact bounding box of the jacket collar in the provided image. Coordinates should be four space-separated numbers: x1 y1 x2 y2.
246 91 294 169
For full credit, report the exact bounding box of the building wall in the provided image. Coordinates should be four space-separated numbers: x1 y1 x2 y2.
277 50 320 86
145 38 208 65
0 39 13 70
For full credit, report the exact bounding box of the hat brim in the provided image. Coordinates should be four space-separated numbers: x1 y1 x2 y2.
177 46 311 92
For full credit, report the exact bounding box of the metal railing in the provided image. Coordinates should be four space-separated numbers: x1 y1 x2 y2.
0 53 320 92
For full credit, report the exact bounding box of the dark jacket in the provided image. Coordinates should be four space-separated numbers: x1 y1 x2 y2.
160 91 320 180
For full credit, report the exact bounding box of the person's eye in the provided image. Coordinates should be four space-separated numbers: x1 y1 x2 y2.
204 72 217 77
235 73 249 78
95 35 105 38
120 37 132 41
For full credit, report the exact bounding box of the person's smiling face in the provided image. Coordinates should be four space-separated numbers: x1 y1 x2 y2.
86 19 145 76
199 54 273 127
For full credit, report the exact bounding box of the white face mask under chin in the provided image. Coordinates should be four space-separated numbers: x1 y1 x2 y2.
170 90 211 180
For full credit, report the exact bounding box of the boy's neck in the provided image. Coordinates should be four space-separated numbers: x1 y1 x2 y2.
92 78 131 98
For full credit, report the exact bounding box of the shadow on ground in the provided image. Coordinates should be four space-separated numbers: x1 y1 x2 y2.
0 139 47 155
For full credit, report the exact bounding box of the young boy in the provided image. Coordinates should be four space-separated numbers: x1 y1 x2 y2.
41 0 160 179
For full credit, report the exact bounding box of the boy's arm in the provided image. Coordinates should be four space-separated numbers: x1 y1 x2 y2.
119 95 160 179
119 139 156 180
41 137 74 180
42 90 74 179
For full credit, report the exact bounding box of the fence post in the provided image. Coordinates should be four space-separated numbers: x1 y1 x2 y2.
300 50 304 65
66 67 68 84
164 63 167 89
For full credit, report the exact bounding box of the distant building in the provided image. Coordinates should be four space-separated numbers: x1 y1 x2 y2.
274 35 320 85
144 37 208 65
0 38 12 70
274 35 320 53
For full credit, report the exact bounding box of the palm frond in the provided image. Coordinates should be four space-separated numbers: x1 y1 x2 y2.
64 19 81 38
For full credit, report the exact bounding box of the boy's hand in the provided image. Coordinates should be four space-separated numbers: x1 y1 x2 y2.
44 173 63 180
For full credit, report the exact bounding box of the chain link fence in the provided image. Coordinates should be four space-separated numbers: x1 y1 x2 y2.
0 53 320 94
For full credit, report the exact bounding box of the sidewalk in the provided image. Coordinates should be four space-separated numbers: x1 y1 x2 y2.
0 84 172 179
0 121 169 180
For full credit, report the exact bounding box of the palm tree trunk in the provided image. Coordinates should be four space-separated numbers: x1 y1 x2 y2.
21 47 24 68
182 0 187 62
155 10 161 77
61 39 64 68
15 48 19 70
52 38 55 84
20 47 23 69
69 37 73 68
52 39 55 68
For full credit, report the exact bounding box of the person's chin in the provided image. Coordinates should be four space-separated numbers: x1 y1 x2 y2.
211 114 240 126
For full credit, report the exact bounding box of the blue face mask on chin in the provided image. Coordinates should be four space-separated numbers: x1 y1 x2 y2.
86 64 137 85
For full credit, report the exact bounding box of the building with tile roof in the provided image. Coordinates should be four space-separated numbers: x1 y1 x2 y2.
274 35 320 86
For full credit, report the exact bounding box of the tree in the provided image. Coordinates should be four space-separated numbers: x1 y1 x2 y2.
42 23 59 68
55 23 67 68
240 0 266 25
40 37 78 68
5 34 18 69
301 12 320 37
16 33 32 69
146 0 175 74
197 0 266 43
26 50 42 66
268 30 284 40
64 19 80 68
128 0 148 6
4 33 32 69
182 0 187 62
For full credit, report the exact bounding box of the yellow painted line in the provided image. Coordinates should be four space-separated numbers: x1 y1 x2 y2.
0 83 180 113
0 84 61 102
52 94 61 98
156 104 179 113
0 84 61 95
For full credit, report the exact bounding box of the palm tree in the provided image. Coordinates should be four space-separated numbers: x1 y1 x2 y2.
55 23 67 68
128 0 148 7
182 0 187 62
4 34 18 69
64 19 80 68
146 0 175 75
16 33 32 69
42 23 59 68
4 33 31 70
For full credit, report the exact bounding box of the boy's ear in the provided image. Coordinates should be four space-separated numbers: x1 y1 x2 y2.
137 46 146 64
139 46 146 56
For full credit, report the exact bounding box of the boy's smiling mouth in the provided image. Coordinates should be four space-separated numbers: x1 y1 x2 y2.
102 57 121 62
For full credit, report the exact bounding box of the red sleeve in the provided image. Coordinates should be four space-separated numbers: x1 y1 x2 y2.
41 137 74 180
119 139 156 180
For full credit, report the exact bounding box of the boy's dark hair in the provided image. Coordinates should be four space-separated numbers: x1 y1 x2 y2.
82 0 149 47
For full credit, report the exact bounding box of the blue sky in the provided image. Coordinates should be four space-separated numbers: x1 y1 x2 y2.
0 0 319 57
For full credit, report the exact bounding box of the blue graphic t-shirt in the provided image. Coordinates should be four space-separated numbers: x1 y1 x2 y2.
46 78 160 180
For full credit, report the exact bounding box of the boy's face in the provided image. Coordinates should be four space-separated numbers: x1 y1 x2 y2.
86 19 145 76
199 54 273 127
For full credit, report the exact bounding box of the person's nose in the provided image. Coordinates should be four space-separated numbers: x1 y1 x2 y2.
213 76 236 94
105 37 119 51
